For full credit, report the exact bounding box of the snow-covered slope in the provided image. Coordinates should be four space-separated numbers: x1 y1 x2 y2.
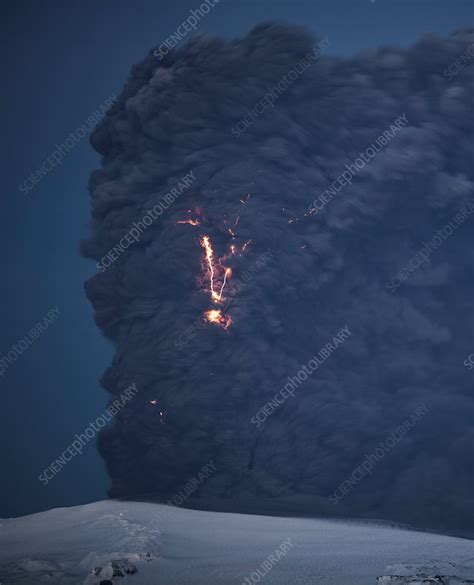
0 500 473 584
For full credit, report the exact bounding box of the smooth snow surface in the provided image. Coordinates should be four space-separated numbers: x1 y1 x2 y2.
1 500 473 584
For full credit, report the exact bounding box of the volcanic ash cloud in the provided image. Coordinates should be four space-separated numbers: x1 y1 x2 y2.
82 24 474 534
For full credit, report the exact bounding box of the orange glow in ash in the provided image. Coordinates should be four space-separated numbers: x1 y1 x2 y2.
204 309 233 329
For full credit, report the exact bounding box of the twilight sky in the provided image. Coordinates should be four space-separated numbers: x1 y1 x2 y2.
1 0 473 519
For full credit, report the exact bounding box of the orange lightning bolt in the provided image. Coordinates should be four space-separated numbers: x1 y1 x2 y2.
200 235 219 301
200 235 233 328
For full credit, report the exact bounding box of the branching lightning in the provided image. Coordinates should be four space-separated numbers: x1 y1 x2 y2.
176 195 255 330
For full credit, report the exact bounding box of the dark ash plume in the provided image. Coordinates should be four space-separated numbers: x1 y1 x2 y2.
82 23 474 535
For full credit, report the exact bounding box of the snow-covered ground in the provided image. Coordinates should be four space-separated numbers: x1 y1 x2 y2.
1 500 473 584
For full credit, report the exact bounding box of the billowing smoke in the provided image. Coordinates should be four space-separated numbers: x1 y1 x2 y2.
82 24 474 535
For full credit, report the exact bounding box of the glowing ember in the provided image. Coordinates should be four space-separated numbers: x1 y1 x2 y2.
288 207 316 224
204 309 232 329
241 239 252 253
149 400 166 423
177 219 200 226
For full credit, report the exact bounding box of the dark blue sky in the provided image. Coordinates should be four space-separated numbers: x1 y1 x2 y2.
1 0 472 518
